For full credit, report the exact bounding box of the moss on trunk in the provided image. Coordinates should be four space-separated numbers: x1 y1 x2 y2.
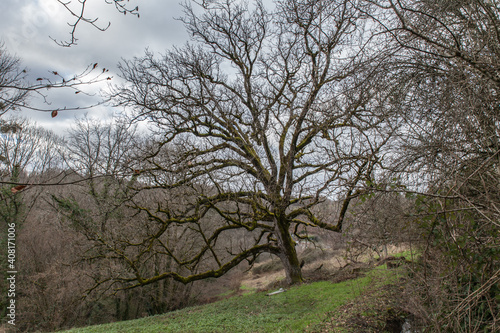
274 217 303 284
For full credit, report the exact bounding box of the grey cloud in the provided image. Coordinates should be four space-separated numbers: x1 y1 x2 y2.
0 0 188 133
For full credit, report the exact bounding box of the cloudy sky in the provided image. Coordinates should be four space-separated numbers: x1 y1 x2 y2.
0 0 189 133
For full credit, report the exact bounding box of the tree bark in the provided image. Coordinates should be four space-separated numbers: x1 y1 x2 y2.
274 217 303 284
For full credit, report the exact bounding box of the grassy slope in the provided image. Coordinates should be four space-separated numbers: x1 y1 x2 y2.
58 265 401 333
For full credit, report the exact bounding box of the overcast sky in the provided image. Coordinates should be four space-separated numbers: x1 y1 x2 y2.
0 0 189 133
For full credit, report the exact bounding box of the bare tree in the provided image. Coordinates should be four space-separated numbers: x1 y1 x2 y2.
0 117 61 228
54 115 140 242
0 117 60 321
0 45 29 117
54 0 140 47
344 191 414 259
0 42 114 119
112 0 401 286
51 116 196 318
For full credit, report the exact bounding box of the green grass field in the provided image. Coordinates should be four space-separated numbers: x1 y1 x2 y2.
58 265 401 333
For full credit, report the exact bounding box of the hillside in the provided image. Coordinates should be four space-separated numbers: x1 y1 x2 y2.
56 257 412 333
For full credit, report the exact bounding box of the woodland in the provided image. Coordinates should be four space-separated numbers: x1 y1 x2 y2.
0 0 499 332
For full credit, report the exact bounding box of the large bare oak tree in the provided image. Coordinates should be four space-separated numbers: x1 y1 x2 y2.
113 0 400 286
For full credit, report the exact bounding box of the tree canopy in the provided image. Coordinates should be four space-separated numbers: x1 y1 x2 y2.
111 0 402 286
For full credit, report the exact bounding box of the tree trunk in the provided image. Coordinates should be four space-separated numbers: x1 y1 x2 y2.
274 218 303 284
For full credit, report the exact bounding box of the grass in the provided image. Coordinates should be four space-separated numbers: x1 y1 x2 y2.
216 284 257 298
58 266 398 333
312 266 408 332
389 249 419 259
239 284 258 295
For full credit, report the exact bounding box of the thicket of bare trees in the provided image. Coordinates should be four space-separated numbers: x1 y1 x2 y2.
3 117 198 332
0 117 61 324
367 0 500 331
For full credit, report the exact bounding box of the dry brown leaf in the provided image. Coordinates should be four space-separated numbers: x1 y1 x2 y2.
11 185 27 194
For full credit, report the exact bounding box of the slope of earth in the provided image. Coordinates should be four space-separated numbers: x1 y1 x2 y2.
55 262 409 333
